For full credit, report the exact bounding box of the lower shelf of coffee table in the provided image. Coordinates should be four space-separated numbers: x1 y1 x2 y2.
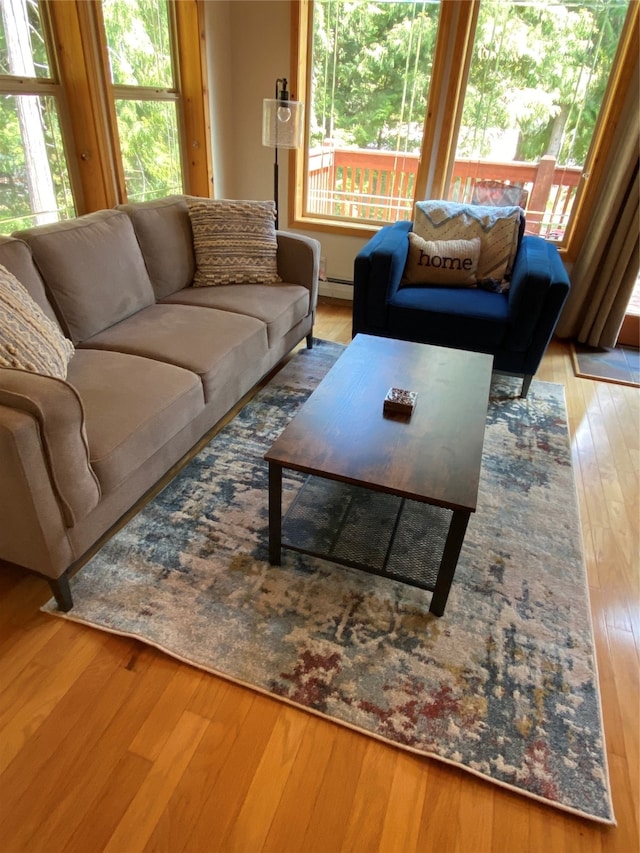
281 475 453 591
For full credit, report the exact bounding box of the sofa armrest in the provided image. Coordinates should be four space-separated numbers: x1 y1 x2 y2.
0 405 80 578
504 236 570 354
276 232 321 312
0 368 101 528
353 221 412 333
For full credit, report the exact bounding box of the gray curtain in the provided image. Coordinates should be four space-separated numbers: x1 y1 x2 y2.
556 56 640 347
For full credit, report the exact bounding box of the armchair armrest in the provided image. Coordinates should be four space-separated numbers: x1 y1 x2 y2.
0 368 100 528
504 236 570 354
353 221 412 333
276 232 321 312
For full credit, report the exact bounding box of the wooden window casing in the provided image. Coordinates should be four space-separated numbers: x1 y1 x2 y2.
44 0 212 215
0 2 83 225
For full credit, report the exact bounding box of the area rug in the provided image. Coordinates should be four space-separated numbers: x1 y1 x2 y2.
43 339 615 825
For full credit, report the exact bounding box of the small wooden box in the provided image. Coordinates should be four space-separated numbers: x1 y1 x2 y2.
383 387 418 416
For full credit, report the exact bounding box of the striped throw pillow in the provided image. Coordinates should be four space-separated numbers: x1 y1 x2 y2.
414 201 523 286
0 263 74 379
187 198 281 287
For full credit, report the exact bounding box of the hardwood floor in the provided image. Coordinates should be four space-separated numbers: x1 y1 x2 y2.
1 297 638 852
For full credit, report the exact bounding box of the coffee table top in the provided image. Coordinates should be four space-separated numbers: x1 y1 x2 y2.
265 334 493 512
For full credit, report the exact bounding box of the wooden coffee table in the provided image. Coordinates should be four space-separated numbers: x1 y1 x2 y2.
264 334 493 616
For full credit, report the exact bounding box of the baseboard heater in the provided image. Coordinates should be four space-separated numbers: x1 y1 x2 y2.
318 278 354 300
323 276 353 286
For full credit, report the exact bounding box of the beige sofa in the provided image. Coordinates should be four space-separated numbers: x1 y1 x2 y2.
0 195 319 610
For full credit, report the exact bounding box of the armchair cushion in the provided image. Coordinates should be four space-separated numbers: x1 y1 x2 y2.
389 286 509 352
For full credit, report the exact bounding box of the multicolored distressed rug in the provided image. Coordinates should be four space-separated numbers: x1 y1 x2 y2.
43 339 615 825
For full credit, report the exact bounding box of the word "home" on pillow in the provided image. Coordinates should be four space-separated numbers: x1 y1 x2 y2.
417 250 474 271
403 234 481 287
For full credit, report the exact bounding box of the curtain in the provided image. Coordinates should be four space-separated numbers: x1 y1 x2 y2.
556 56 640 347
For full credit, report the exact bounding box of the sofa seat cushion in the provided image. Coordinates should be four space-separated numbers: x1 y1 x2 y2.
388 286 509 351
67 349 204 495
76 304 268 403
161 283 310 347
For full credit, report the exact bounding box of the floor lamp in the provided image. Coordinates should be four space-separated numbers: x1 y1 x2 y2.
262 78 304 229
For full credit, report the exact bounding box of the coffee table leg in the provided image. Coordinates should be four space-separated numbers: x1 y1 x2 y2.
268 462 283 565
430 510 470 617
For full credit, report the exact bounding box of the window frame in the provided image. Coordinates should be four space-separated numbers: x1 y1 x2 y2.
0 1 82 222
42 0 212 214
93 0 184 204
291 0 638 261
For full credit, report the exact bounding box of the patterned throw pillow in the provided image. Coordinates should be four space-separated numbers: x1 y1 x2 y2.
187 198 281 287
414 201 523 286
0 263 74 379
403 234 480 287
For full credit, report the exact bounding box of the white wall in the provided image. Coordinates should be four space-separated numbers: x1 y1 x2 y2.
204 0 233 199
203 0 365 287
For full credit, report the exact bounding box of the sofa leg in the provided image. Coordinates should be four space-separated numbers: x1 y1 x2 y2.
520 374 533 398
49 574 73 612
306 333 314 349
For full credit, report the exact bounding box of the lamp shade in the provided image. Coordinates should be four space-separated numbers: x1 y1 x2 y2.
262 98 304 149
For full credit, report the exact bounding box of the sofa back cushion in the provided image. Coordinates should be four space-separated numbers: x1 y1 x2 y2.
0 263 75 379
16 210 155 344
118 195 196 299
0 236 60 325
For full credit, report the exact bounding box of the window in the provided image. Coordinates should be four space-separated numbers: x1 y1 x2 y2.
306 0 440 223
101 0 184 201
0 0 211 235
448 0 632 240
293 0 636 256
0 0 75 231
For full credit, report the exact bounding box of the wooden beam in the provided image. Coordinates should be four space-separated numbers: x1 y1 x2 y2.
173 0 213 198
45 0 118 213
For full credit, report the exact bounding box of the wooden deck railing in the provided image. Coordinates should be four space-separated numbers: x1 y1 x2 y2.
307 147 582 238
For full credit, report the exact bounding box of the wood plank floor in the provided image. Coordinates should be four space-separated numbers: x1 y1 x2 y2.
1 297 638 852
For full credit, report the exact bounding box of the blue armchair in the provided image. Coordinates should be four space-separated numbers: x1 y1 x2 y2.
353 220 570 397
